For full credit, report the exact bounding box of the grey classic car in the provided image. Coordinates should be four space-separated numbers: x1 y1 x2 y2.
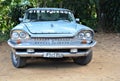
8 8 96 68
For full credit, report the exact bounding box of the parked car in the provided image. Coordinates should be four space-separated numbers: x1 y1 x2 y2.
8 8 96 68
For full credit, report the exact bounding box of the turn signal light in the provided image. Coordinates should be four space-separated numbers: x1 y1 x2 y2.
81 40 87 44
16 39 21 44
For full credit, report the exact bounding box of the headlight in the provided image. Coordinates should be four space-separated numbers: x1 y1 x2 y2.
79 33 84 39
19 32 27 38
85 32 91 38
84 31 93 40
11 32 19 39
11 30 30 40
78 30 93 44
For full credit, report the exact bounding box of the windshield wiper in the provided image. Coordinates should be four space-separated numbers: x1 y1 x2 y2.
57 19 70 22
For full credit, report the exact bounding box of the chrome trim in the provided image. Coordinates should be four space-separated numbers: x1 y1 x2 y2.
8 39 96 49
15 49 92 57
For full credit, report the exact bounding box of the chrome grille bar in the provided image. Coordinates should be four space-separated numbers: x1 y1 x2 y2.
31 37 73 41
30 37 80 45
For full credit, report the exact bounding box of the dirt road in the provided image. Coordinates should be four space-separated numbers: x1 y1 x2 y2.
0 33 120 81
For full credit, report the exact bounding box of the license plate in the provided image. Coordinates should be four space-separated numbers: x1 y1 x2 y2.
43 53 63 58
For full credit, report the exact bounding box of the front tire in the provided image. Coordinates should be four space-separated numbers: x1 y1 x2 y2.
11 52 26 68
73 51 92 65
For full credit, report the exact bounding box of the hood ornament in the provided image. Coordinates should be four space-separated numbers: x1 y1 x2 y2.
51 24 54 28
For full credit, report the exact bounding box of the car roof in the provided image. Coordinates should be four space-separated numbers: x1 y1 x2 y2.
27 8 71 11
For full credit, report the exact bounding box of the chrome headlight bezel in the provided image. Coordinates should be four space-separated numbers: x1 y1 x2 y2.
77 30 94 43
11 32 19 39
11 30 30 40
19 31 27 38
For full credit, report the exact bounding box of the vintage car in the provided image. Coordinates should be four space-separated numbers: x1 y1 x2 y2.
8 8 96 68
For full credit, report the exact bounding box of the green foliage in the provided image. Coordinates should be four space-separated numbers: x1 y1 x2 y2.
9 5 22 24
0 0 33 42
0 14 14 42
100 0 120 32
0 0 12 6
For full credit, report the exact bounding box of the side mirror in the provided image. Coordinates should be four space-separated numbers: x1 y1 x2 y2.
75 18 80 22
19 18 23 22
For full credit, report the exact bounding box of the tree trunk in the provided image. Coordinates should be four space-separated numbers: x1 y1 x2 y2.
96 0 105 32
43 0 47 7
37 0 41 7
59 1 63 8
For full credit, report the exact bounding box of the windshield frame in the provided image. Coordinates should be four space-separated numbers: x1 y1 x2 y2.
23 9 76 22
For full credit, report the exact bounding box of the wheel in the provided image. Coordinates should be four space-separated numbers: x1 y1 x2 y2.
11 51 26 68
73 51 92 65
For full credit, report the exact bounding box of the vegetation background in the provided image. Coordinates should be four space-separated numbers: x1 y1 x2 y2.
0 0 120 42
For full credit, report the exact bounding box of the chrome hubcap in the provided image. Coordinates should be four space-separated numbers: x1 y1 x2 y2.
12 53 18 64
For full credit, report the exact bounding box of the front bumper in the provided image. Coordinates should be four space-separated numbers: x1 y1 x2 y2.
8 39 96 57
14 49 92 57
8 39 96 49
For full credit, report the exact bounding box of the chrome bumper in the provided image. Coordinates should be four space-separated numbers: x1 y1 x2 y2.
8 39 96 49
14 49 92 57
8 39 96 57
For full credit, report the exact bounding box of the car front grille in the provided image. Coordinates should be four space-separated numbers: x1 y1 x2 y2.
32 37 73 41
30 37 79 45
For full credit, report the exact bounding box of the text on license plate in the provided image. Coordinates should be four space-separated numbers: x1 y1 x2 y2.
43 53 63 58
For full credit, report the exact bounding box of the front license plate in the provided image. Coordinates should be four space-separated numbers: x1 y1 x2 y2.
43 53 63 58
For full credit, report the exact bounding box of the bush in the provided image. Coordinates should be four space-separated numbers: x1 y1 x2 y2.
101 0 120 32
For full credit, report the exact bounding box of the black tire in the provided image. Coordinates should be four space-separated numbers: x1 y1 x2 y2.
11 52 26 68
73 51 92 65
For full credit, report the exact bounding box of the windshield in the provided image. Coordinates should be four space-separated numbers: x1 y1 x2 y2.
24 10 74 22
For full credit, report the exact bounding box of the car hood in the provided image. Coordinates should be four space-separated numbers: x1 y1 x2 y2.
24 21 77 34
13 21 92 37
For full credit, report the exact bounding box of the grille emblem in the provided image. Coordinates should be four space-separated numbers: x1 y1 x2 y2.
51 24 54 28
